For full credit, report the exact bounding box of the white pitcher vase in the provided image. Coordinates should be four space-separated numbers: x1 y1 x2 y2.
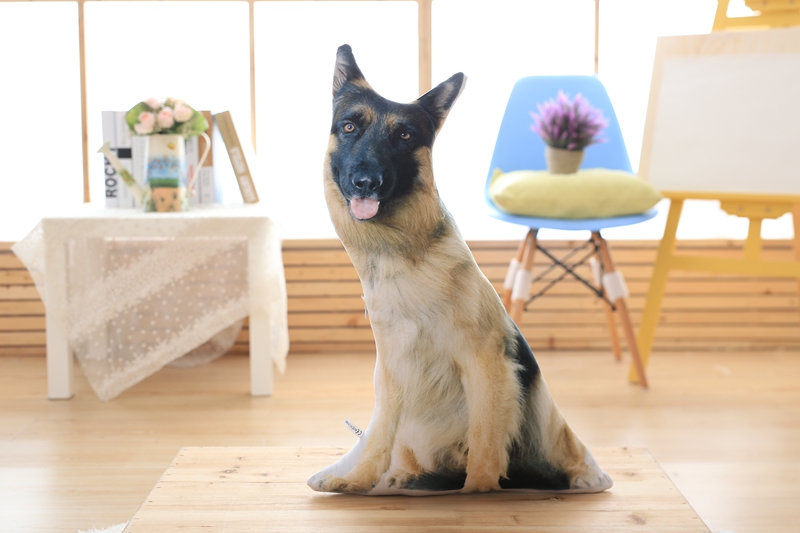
142 132 210 212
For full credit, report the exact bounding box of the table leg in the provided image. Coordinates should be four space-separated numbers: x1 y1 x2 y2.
249 309 273 396
45 238 72 400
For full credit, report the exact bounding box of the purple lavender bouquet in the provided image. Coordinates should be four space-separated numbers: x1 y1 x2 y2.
530 91 608 151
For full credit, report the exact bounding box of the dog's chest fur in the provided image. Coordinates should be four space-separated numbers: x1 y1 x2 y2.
349 234 498 414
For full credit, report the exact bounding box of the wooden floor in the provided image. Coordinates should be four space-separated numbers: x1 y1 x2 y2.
1 350 799 533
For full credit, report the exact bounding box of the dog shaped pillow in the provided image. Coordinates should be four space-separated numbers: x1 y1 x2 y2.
308 45 613 496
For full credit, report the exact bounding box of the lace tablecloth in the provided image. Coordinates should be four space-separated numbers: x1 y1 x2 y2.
12 204 288 400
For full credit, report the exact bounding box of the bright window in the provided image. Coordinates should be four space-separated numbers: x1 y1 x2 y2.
84 1 251 208
254 1 419 239
0 2 82 242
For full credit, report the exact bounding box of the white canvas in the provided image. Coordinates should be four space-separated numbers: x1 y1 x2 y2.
647 52 800 195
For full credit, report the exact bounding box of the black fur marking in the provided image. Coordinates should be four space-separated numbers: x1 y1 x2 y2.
401 469 468 492
507 325 540 390
500 460 571 490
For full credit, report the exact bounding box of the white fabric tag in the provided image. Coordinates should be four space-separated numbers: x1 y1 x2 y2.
589 257 602 286
344 419 364 438
602 271 629 301
511 269 533 301
503 259 520 289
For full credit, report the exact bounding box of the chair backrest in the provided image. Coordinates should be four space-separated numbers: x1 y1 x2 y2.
485 76 631 199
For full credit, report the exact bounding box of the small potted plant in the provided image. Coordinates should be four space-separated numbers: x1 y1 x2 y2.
530 91 608 174
125 97 210 212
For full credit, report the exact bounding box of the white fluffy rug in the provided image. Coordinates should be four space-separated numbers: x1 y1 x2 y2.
78 525 127 533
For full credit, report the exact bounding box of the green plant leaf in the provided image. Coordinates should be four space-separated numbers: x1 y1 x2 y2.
125 102 152 132
184 109 209 137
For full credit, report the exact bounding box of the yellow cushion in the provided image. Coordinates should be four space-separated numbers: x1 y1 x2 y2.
488 168 662 219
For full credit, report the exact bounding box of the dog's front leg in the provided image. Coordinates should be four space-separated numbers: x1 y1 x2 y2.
460 351 520 493
318 361 401 493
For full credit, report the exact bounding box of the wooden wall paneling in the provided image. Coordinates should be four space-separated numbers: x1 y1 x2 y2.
2 239 799 358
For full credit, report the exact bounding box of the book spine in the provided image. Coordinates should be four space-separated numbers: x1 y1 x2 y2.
213 111 259 203
115 111 136 208
101 111 119 207
198 110 215 205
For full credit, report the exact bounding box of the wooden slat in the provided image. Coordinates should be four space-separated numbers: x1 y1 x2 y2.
0 316 45 330
285 263 796 282
0 286 40 300
285 279 800 298
0 331 46 346
0 253 24 269
0 270 33 285
0 301 45 315
286 309 800 328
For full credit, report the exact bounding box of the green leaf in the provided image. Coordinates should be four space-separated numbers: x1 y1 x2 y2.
125 102 152 132
184 109 209 137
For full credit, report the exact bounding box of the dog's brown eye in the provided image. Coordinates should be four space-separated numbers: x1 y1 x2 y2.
343 123 355 133
399 132 411 141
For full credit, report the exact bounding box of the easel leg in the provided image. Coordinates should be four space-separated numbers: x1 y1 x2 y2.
502 231 532 311
595 234 648 389
628 199 684 384
793 205 800 324
510 229 538 325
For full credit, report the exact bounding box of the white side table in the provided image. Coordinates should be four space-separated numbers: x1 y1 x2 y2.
13 204 288 400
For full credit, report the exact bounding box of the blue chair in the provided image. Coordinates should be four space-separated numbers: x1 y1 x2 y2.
486 75 654 387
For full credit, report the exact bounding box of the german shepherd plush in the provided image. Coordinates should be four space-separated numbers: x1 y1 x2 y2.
308 45 613 495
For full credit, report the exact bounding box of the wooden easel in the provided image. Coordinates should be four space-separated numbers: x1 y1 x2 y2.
630 192 800 383
631 28 800 382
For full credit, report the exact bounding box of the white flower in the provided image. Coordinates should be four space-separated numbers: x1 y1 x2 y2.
134 121 154 134
138 112 155 128
144 97 161 110
173 104 193 123
157 108 175 129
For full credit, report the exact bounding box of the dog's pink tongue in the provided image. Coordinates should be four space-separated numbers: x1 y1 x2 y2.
350 198 380 220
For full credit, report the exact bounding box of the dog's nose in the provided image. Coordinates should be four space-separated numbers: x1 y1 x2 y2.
353 175 382 194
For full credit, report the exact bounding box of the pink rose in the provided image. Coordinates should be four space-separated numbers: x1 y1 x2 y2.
173 104 193 123
145 97 161 110
134 121 153 134
138 112 155 128
157 108 175 129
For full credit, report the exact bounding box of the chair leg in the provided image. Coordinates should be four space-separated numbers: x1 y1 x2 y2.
602 293 623 362
502 231 532 311
510 229 538 325
592 249 622 361
594 233 649 389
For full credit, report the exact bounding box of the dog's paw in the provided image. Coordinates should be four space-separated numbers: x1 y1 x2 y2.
385 469 417 490
461 472 501 493
316 474 377 494
570 469 613 492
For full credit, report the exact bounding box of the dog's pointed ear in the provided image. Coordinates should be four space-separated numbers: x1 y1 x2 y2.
416 73 467 133
333 44 369 96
